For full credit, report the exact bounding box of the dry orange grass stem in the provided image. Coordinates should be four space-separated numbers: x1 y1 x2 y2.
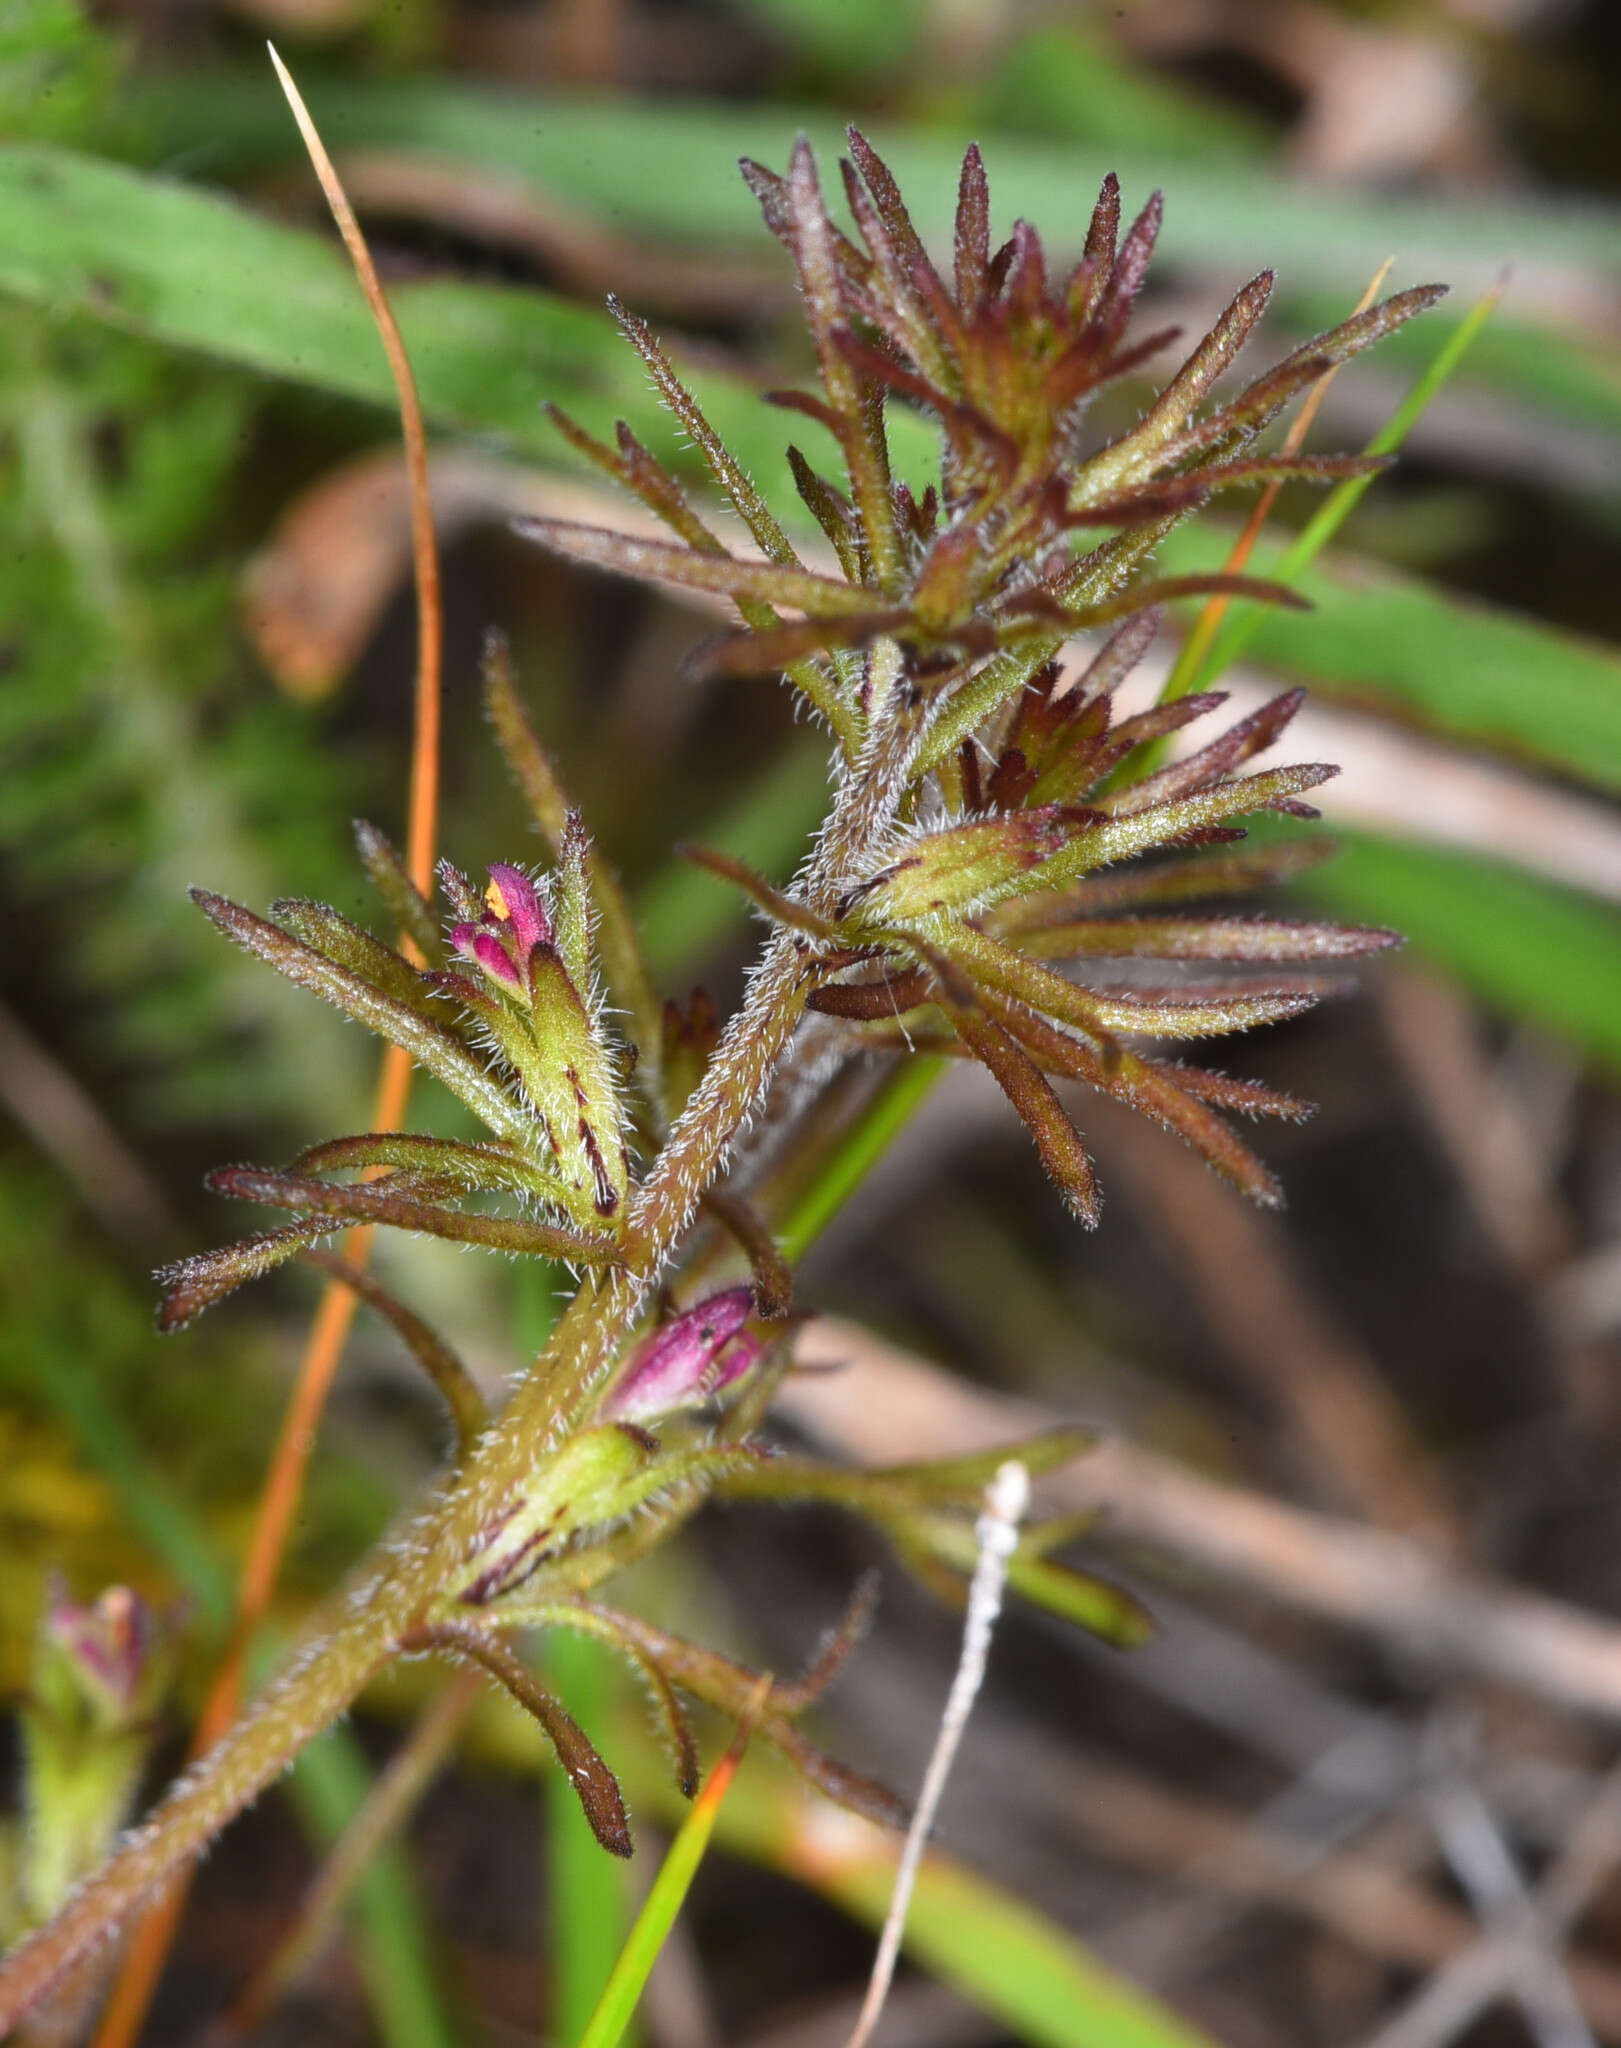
90 50 444 2048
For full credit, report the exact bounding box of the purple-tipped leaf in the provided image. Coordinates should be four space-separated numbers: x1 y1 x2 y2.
516 517 873 616
156 1220 335 1331
206 1165 616 1263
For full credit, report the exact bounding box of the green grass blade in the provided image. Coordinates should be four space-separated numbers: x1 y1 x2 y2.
546 1631 638 2045
778 1054 947 1265
645 1751 1215 2048
575 1717 754 2048
1157 519 1621 792
107 75 1621 457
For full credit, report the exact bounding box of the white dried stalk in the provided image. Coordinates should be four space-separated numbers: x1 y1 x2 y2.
845 1459 1030 2048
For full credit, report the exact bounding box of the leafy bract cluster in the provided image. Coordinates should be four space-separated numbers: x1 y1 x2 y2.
529 132 1435 1216
155 134 1437 1854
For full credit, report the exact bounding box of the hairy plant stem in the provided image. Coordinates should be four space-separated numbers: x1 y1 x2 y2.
0 658 923 2032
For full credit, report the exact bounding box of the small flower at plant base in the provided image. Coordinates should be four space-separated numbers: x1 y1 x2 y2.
40 1586 165 1733
451 862 554 998
15 1585 175 1931
604 1285 763 1424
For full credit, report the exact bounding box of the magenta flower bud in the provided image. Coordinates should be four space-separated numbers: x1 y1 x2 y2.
486 864 553 953
451 865 557 997
606 1286 760 1423
43 1586 162 1729
470 928 525 988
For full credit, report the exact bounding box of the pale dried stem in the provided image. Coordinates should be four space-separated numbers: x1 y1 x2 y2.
845 1461 1028 2048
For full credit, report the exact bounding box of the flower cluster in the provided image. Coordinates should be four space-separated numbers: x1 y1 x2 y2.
527 132 1433 1218
134 133 1441 1872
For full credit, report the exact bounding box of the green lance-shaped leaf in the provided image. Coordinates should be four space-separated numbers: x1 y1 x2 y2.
842 810 1081 926
1103 688 1306 816
1176 284 1451 457
1015 913 1399 964
516 517 876 617
205 1164 617 1264
270 899 444 1021
788 444 863 583
405 1626 631 1857
897 1512 1152 1648
290 1132 567 1203
714 1429 1096 1520
1084 282 1447 500
1009 762 1339 900
607 294 804 575
156 1218 338 1331
1058 571 1310 637
191 890 537 1148
542 400 722 557
780 137 905 595
991 837 1339 924
353 821 443 966
1116 269 1276 459
581 307 866 746
541 400 859 735
949 924 1334 1042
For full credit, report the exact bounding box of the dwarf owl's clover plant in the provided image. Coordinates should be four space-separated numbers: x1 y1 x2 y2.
0 131 1443 2027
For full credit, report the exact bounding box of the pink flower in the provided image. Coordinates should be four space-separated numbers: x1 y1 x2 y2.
44 1586 162 1727
605 1286 762 1423
451 864 554 996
